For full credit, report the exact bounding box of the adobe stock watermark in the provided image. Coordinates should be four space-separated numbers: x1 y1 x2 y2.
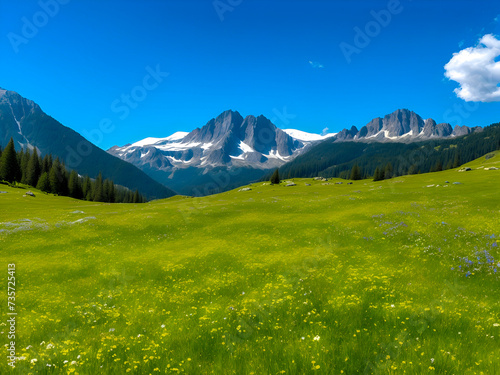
7 0 71 54
213 0 243 22
339 0 405 64
271 106 297 128
443 101 480 126
6 263 17 368
64 64 169 169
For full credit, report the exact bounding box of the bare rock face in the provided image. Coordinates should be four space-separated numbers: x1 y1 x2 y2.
422 118 437 137
331 108 478 143
107 108 481 196
109 110 307 173
336 126 359 141
382 109 424 137
358 118 383 138
451 125 482 137
184 110 243 144
434 123 453 137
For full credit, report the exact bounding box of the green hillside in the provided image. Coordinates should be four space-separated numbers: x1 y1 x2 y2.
1 152 499 374
0 89 176 200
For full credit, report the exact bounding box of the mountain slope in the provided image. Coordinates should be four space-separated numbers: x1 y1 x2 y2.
108 108 480 195
275 122 500 180
333 109 480 142
109 110 309 171
108 110 328 195
0 88 176 200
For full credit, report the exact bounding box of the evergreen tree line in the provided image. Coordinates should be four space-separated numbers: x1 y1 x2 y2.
270 169 280 184
272 123 500 181
0 138 146 203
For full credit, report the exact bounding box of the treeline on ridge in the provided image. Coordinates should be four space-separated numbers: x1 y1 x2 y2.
274 122 500 181
0 138 146 203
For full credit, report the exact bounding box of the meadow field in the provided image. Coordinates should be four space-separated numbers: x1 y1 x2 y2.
1 152 499 374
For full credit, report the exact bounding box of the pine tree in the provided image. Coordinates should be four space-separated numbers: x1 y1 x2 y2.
41 154 52 174
38 153 43 174
132 189 140 203
379 167 385 180
108 181 115 203
36 172 51 192
49 158 66 195
373 167 384 181
122 190 129 203
384 163 393 180
0 138 21 183
82 176 92 200
93 173 104 202
68 170 83 199
16 148 23 168
103 179 112 202
26 148 41 187
270 169 280 184
59 161 69 196
350 164 361 180
453 152 461 168
19 149 30 184
85 189 93 201
48 160 58 194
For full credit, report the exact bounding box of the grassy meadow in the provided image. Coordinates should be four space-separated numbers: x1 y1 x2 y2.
1 152 499 374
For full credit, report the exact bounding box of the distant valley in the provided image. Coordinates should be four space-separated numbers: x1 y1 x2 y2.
0 87 488 198
108 108 480 195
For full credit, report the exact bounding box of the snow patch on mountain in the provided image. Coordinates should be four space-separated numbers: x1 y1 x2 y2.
264 149 294 161
131 137 164 147
166 131 189 141
7 101 32 149
201 142 213 150
130 131 189 148
239 141 255 154
283 129 337 142
153 141 201 152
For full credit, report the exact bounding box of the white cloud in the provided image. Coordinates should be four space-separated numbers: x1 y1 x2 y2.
321 127 329 136
309 61 324 69
444 34 500 102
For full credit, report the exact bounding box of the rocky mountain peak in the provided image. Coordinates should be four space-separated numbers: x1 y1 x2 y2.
335 108 479 143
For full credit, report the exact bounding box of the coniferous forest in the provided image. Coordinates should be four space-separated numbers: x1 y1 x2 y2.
0 138 146 203
273 123 500 181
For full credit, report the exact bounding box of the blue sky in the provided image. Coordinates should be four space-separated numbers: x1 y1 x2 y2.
1 0 500 149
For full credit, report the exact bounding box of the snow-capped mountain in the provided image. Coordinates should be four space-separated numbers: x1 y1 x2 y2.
128 132 189 148
108 110 324 173
107 108 479 196
107 110 333 195
109 108 479 175
333 109 480 142
282 129 337 142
